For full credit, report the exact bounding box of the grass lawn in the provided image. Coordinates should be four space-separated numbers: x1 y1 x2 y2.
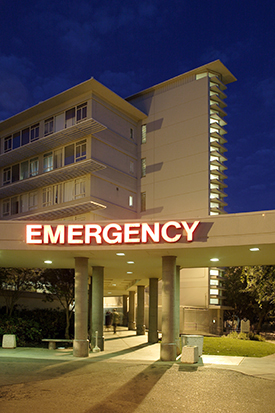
203 337 275 357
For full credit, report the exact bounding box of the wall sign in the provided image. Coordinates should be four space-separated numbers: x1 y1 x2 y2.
26 221 200 245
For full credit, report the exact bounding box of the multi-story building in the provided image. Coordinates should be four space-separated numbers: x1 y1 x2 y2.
0 60 236 334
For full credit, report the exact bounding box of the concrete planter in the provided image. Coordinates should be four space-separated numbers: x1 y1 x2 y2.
2 334 16 349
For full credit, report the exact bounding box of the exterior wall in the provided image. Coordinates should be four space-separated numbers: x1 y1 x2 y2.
129 76 210 220
180 268 209 307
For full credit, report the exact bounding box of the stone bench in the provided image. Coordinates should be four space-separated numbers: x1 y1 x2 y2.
42 339 73 350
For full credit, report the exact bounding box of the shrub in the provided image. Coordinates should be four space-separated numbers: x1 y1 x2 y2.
0 316 42 346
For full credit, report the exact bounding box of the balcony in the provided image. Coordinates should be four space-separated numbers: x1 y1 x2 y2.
0 117 107 168
0 158 106 198
11 198 107 221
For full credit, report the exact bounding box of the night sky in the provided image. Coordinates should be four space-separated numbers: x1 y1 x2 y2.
1 1 275 214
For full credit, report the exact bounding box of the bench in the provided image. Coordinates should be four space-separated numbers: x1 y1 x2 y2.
42 339 73 350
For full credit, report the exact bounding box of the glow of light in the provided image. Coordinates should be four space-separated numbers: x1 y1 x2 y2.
210 258 219 262
127 261 134 264
250 248 260 251
116 253 125 256
127 271 133 274
44 260 52 264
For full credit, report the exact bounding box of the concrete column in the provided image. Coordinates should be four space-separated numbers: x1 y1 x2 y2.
148 278 158 343
136 285 145 335
175 266 181 355
123 295 128 326
73 257 89 357
161 256 177 361
128 291 136 330
91 266 104 350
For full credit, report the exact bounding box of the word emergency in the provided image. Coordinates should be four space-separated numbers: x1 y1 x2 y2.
26 220 200 245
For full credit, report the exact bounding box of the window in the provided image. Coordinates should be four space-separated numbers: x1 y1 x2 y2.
44 117 54 136
141 124 147 144
20 161 29 180
53 184 63 204
76 103 87 122
54 149 63 169
129 195 133 207
74 178 85 199
141 192 146 212
12 164 19 183
4 136 12 152
65 108 75 128
30 157 39 177
31 124 39 141
2 200 10 216
3 167 11 185
43 187 52 207
13 132 20 149
29 191 38 210
11 196 19 215
65 144 74 165
76 140 86 162
20 194 28 213
130 161 134 174
43 152 53 172
141 158 146 177
130 128 134 139
22 128 29 146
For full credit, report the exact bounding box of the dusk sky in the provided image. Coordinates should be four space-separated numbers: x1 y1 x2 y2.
0 1 274 214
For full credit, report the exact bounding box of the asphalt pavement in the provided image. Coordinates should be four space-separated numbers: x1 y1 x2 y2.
1 328 275 412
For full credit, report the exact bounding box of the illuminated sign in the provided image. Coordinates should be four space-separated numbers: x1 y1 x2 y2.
26 221 200 245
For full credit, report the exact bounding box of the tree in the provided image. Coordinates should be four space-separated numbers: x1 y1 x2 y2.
38 268 75 339
242 265 275 331
0 267 40 316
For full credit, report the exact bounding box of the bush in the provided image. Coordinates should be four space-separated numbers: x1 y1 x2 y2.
249 332 265 342
0 316 42 346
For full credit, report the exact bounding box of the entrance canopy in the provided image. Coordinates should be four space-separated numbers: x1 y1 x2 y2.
1 210 275 295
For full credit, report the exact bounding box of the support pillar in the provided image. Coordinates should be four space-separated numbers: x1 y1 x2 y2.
161 256 177 361
128 291 136 330
123 295 128 326
73 257 89 357
137 285 145 335
91 266 104 350
148 278 158 343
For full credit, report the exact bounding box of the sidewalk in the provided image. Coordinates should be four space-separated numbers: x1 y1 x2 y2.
1 327 275 381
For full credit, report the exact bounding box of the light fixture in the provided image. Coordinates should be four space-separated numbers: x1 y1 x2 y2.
127 271 133 274
210 258 219 262
250 247 260 251
116 253 125 256
127 261 134 264
44 260 52 264
112 283 116 286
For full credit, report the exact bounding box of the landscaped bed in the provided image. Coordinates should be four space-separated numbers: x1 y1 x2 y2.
203 336 275 357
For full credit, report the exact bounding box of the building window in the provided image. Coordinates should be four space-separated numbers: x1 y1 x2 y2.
12 164 20 183
3 167 11 185
141 192 146 212
54 149 63 169
129 195 133 207
13 132 20 149
64 144 75 165
76 140 86 162
31 124 39 141
21 128 29 146
77 103 87 122
53 184 63 204
4 136 12 152
65 108 75 128
2 200 10 216
29 191 38 210
30 157 39 177
44 117 54 136
141 158 146 177
43 152 53 172
141 125 147 144
43 187 52 207
130 161 134 174
11 196 19 215
74 178 86 199
20 161 29 180
130 128 134 139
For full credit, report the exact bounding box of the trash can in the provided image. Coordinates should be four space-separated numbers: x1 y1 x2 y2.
181 335 204 356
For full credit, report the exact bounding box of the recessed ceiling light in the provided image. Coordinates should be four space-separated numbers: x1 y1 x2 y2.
210 258 219 262
250 247 260 251
44 260 52 264
112 283 116 286
108 292 112 294
127 261 134 264
127 271 133 274
116 253 125 256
